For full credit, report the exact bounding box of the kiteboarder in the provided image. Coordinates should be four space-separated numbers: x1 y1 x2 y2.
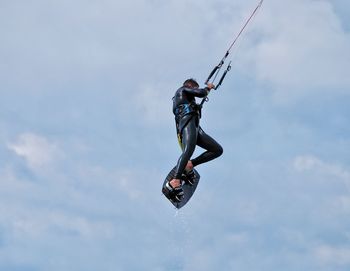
162 0 264 206
165 79 223 202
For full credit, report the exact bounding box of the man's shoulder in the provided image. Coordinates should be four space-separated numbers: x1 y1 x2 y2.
176 86 186 90
179 86 194 93
175 86 187 94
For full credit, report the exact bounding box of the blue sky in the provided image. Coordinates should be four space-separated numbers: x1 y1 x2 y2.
1 0 350 270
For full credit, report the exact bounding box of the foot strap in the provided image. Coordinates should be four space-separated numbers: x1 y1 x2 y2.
165 182 184 202
185 170 196 185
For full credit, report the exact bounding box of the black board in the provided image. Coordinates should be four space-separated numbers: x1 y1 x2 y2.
162 166 200 209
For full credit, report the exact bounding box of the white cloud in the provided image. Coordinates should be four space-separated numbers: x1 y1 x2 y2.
134 83 173 125
8 208 115 239
1 1 350 270
7 133 63 172
75 165 145 201
294 154 350 186
333 196 350 213
252 0 350 102
314 245 350 266
226 232 249 245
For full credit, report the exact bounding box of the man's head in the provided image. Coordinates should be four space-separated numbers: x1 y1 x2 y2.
183 78 199 89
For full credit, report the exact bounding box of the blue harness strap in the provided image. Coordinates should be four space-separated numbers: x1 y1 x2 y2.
174 103 195 117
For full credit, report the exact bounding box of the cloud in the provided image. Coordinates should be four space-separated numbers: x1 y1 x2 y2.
10 210 114 239
1 1 350 270
7 133 63 172
314 245 350 266
133 82 174 125
333 196 350 213
252 0 350 102
294 154 350 186
76 165 145 201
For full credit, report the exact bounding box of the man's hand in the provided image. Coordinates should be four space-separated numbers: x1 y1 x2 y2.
206 83 215 90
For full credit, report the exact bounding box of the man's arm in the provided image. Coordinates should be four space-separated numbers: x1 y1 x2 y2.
184 83 215 97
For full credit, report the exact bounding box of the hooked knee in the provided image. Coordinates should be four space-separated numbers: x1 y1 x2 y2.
217 145 223 157
214 144 223 158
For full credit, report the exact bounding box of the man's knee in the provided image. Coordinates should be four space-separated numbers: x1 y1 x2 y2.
215 144 223 157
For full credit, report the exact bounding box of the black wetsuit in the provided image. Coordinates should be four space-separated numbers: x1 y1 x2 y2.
172 86 223 179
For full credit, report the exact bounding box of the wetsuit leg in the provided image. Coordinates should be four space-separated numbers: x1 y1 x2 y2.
174 117 198 179
191 126 223 167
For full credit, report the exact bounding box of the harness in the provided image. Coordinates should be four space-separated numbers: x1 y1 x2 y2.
174 103 200 149
174 103 199 121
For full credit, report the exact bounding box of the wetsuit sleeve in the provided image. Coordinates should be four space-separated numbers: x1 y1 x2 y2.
183 87 210 98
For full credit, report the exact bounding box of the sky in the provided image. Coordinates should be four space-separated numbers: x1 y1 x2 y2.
0 0 350 270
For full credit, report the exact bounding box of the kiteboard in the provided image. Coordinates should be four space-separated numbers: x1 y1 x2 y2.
162 166 200 209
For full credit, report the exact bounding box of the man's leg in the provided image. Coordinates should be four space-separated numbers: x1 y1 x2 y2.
170 118 198 188
191 127 223 167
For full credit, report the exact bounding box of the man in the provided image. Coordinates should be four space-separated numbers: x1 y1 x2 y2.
165 78 223 202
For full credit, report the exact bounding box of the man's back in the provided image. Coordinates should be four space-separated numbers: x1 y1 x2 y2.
173 86 208 113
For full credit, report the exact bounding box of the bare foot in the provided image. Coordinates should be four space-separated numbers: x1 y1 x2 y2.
185 160 194 172
169 178 181 188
